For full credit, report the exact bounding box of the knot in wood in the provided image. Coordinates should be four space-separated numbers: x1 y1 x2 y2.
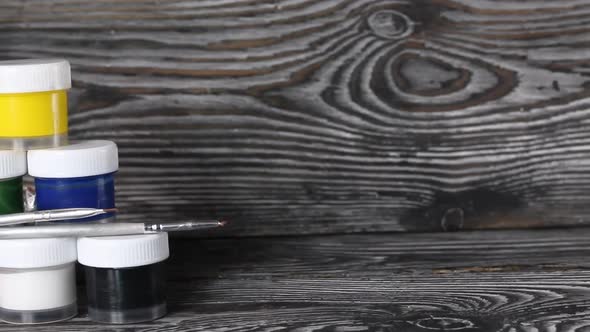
367 10 413 39
415 317 474 330
441 208 464 231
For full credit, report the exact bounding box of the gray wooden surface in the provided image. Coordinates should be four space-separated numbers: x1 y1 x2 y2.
0 228 589 331
2 0 590 236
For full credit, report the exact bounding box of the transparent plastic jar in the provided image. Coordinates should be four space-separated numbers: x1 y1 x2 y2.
0 237 78 324
0 59 71 150
27 140 119 222
0 150 26 215
78 233 169 324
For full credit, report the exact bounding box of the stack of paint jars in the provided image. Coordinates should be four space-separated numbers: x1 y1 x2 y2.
0 59 169 325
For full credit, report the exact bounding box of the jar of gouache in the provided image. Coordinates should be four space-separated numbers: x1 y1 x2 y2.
0 237 78 324
27 140 119 222
0 59 71 150
77 233 169 324
0 150 26 215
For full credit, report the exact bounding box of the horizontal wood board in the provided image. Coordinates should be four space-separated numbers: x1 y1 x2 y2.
1 228 590 331
2 0 590 235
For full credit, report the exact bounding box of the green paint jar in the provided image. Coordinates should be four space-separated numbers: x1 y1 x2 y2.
0 150 26 215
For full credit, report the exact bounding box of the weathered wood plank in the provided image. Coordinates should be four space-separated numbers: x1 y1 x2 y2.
1 228 590 331
2 0 590 235
169 227 590 278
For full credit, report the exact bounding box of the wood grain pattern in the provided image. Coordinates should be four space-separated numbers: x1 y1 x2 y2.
1 228 589 331
1 1 590 235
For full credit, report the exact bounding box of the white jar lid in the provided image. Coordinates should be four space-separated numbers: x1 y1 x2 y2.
78 233 169 268
0 150 26 179
0 237 77 269
28 140 119 178
0 59 71 94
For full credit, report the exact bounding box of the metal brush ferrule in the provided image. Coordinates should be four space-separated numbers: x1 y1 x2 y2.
144 223 162 232
144 221 222 233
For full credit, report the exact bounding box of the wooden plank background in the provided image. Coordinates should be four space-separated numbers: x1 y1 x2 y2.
1 0 590 236
3 228 590 331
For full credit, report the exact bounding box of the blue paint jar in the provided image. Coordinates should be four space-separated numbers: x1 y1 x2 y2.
27 141 119 222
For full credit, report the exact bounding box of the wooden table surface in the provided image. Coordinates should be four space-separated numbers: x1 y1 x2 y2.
2 228 590 331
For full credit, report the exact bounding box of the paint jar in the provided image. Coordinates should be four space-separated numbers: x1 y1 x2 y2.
0 150 26 215
78 233 169 324
27 140 118 222
0 237 77 324
0 59 71 150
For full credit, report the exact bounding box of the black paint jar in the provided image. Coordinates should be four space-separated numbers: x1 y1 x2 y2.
77 233 169 324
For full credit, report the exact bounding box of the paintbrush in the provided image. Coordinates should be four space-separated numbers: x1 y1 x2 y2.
0 220 226 239
0 208 118 226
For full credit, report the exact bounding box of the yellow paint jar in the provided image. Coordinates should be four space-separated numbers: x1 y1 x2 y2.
0 59 71 150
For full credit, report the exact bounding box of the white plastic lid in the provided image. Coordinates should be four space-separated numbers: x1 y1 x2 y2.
0 59 71 94
0 150 26 179
28 140 119 178
0 237 77 269
77 233 169 268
